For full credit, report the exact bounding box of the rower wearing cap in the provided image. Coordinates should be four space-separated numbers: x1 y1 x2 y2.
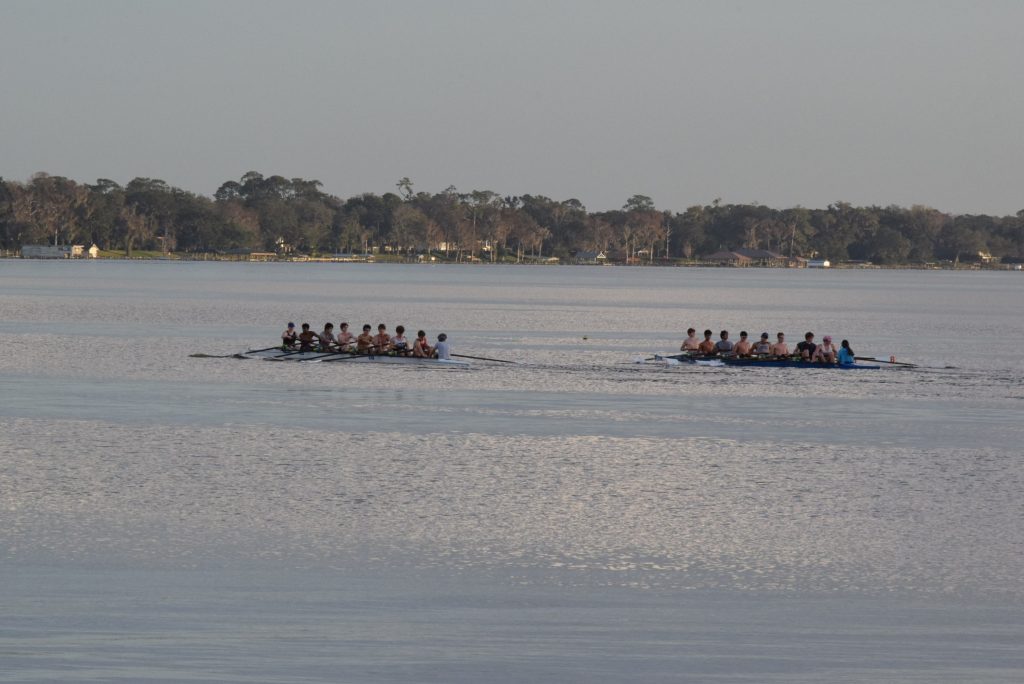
733 331 752 357
434 333 451 360
769 332 789 357
752 332 772 355
812 335 837 363
356 324 375 353
697 329 716 355
680 328 701 352
281 322 298 349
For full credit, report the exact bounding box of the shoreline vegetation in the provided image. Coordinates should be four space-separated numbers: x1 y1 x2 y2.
3 249 1019 271
3 171 1022 269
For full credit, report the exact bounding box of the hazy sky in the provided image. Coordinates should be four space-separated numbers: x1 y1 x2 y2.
2 0 1022 214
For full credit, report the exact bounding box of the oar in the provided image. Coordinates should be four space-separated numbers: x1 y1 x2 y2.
190 352 246 358
312 344 391 362
250 344 291 354
451 353 515 364
855 356 919 368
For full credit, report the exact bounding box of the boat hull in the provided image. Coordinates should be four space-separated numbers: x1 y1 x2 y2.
652 354 880 369
243 349 470 367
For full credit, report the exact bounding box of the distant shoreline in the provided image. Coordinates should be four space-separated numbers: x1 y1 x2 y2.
3 252 1020 271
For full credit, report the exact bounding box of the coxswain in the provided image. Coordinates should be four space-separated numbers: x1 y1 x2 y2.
770 332 789 357
752 332 772 355
714 330 734 356
297 323 319 352
318 322 337 351
838 339 856 365
356 324 375 353
373 324 391 352
680 328 701 352
281 322 298 349
412 330 432 358
812 335 837 363
392 325 410 356
434 333 451 360
697 329 716 355
336 322 355 352
733 331 752 356
797 332 817 361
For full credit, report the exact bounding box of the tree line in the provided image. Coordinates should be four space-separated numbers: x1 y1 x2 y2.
2 171 1022 264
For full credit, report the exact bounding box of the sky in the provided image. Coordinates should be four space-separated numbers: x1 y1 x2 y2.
1 0 1022 215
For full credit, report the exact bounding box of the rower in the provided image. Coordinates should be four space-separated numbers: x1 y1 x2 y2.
697 329 716 355
297 323 319 352
680 328 701 352
373 324 391 353
318 322 336 351
356 324 375 353
281 322 298 349
797 332 817 361
412 330 433 358
434 333 451 360
733 331 752 357
336 322 355 352
752 332 772 356
838 339 855 365
812 335 837 363
770 332 789 357
714 330 734 356
392 325 410 356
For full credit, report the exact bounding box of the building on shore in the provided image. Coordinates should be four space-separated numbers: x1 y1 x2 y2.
21 244 85 258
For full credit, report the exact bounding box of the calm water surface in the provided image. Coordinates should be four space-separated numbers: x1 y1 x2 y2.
1 261 1022 682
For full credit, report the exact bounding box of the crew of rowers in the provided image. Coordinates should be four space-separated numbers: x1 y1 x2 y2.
680 328 856 365
280 322 451 359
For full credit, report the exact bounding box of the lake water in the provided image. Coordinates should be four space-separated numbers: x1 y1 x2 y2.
1 261 1022 682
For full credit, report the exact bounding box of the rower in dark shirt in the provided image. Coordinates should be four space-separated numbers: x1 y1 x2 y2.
297 323 319 352
796 332 817 361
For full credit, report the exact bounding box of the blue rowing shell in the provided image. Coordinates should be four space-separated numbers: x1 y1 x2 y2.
657 354 881 369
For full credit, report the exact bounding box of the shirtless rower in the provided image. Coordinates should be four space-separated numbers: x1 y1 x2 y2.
769 332 789 357
680 328 701 352
373 324 391 353
752 332 772 356
336 322 355 352
356 324 375 353
412 330 432 358
714 330 734 356
733 331 752 357
812 335 837 363
697 329 716 355
297 323 319 352
797 332 817 361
